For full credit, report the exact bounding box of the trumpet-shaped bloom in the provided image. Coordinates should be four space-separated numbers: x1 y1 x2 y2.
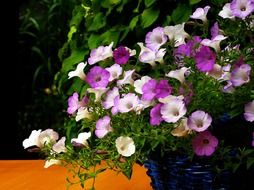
88 42 113 65
190 6 211 23
87 87 109 102
201 35 227 52
230 0 254 19
194 46 216 72
164 23 189 47
44 159 61 168
134 76 152 94
192 131 218 156
105 64 123 82
166 67 190 84
22 129 42 149
118 93 140 113
171 118 192 137
67 92 89 115
68 62 87 80
145 27 167 51
188 110 212 132
219 3 235 19
117 70 135 86
141 79 157 101
115 136 135 157
95 116 113 138
230 64 251 86
161 99 187 123
155 80 172 99
244 100 254 122
102 87 119 109
150 103 164 126
86 66 110 88
75 107 92 121
113 46 130 65
71 132 91 147
53 137 67 153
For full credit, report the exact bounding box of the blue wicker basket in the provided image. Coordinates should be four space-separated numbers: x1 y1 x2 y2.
144 153 231 190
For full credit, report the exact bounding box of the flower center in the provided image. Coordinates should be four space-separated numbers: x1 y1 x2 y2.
203 139 209 144
196 120 203 128
155 36 163 44
95 76 101 82
126 102 133 109
240 6 246 12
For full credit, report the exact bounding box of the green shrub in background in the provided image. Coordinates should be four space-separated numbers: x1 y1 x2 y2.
18 0 77 157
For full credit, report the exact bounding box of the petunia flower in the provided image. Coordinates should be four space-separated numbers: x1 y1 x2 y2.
113 46 130 65
171 118 192 137
161 99 187 123
102 87 119 109
155 80 173 99
141 79 157 101
87 87 109 102
71 132 91 147
95 116 113 138
164 23 189 47
117 70 135 86
22 129 42 149
86 66 110 88
88 42 113 65
230 0 254 19
118 93 140 113
190 6 211 23
219 3 235 19
115 136 135 157
44 159 61 168
192 131 218 156
194 46 216 72
166 67 190 84
230 64 251 87
53 137 67 153
150 103 164 126
244 100 254 122
75 107 92 122
201 35 227 52
188 110 212 132
37 129 59 148
67 92 89 115
68 62 87 80
105 64 123 82
145 27 168 51
134 76 152 94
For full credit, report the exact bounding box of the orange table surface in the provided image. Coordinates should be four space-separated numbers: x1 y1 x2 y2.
0 160 152 190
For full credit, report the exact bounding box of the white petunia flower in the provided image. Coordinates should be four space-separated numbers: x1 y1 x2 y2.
68 62 87 80
105 64 123 82
71 132 91 147
44 159 61 168
87 87 109 102
219 3 235 19
190 6 211 23
75 107 92 121
117 70 135 86
201 35 227 52
165 67 190 84
38 129 59 148
118 93 140 113
115 136 135 157
52 137 67 153
161 99 187 123
102 87 119 109
22 129 42 149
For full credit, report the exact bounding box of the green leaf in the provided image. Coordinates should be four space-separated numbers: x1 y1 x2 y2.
247 158 254 169
101 29 120 45
189 0 202 5
129 15 139 31
88 34 102 49
67 26 77 42
61 50 86 73
172 4 192 24
87 13 106 31
141 8 160 28
144 0 156 7
70 6 86 26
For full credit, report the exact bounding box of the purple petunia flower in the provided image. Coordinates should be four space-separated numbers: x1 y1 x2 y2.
113 46 130 65
150 103 164 126
230 0 254 19
192 130 218 156
67 92 89 115
86 66 110 88
194 46 216 72
230 63 251 87
95 116 113 138
145 27 167 51
155 80 172 99
244 100 254 122
141 79 158 101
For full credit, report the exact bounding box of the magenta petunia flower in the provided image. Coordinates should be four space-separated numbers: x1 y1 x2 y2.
188 110 212 132
192 130 218 156
86 66 110 88
113 46 130 65
95 116 113 138
150 103 164 126
141 79 158 101
194 46 216 72
155 80 173 99
230 0 254 19
244 100 254 122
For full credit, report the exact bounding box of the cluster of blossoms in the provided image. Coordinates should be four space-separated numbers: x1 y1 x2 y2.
23 0 254 171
